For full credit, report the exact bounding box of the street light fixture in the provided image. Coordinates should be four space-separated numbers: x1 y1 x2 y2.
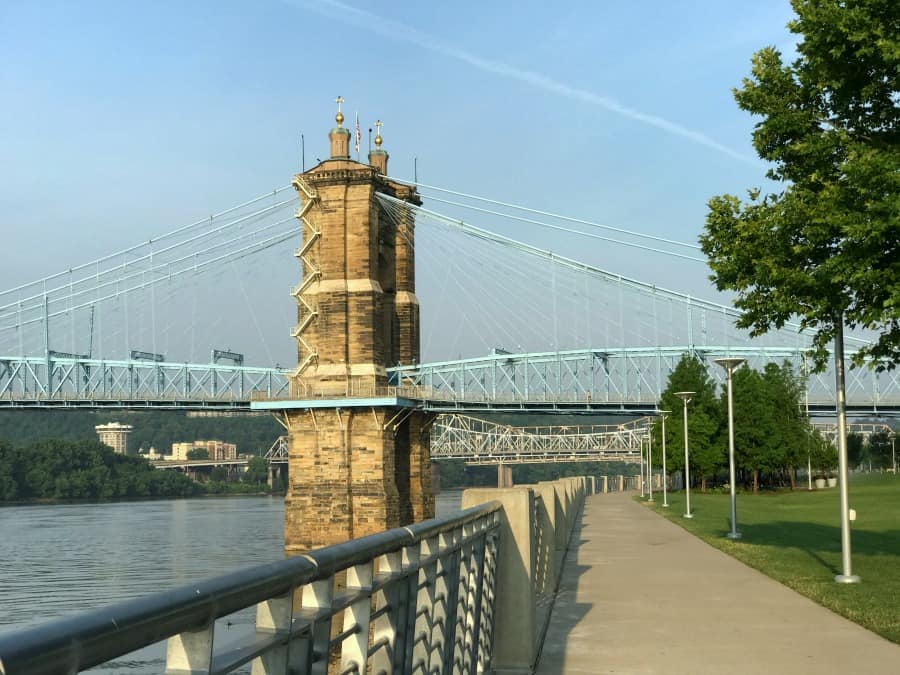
639 436 646 497
714 357 746 540
674 392 695 519
660 410 671 508
833 316 860 584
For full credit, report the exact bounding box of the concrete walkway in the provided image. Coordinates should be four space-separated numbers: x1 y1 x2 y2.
535 491 900 674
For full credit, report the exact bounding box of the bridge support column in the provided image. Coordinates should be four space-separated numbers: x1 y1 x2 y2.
617 474 625 492
497 463 514 488
602 475 609 493
279 116 431 555
284 407 434 554
430 460 441 496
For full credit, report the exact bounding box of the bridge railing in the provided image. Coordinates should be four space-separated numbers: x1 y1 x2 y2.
0 504 501 675
0 477 595 675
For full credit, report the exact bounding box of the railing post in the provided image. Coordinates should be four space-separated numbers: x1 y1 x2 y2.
251 590 294 675
372 551 402 675
479 518 499 670
462 488 536 674
427 532 450 672
293 576 334 675
535 482 565 587
341 561 374 673
437 527 462 675
166 622 214 673
454 521 476 674
412 534 439 673
464 519 489 673
398 540 421 673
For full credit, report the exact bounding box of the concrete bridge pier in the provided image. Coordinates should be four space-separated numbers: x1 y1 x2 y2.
617 474 625 492
601 475 609 493
267 464 286 489
497 463 514 488
430 460 441 495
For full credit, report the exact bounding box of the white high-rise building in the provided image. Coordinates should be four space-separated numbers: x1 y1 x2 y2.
95 422 134 455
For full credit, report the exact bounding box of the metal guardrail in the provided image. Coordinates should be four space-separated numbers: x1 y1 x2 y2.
0 503 501 675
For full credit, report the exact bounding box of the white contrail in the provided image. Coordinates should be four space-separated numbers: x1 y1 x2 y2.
290 0 755 164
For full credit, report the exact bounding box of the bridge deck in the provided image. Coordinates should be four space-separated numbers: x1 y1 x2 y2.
536 491 899 674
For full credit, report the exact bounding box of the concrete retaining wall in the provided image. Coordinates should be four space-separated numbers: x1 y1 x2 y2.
463 474 590 674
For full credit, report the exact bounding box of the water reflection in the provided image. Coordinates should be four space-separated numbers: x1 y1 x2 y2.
1 491 463 673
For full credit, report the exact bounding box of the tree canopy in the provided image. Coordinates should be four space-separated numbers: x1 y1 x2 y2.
700 0 900 371
655 356 723 490
0 439 201 501
652 354 832 490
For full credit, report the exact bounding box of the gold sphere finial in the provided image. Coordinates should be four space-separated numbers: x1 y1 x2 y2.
374 119 383 147
335 95 344 127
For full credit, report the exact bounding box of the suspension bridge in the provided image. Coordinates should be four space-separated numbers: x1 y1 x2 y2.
0 177 896 414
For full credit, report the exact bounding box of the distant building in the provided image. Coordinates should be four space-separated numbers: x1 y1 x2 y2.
146 447 166 461
170 440 237 461
95 422 134 455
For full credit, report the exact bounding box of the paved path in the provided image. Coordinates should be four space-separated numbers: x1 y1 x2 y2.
535 491 900 674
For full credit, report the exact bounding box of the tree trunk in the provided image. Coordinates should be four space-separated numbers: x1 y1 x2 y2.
788 465 796 490
700 475 707 493
752 469 759 493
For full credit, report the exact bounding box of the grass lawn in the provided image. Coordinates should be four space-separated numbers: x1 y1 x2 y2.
643 473 900 644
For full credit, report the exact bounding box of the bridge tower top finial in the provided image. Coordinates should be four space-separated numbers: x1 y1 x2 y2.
369 120 388 173
328 96 350 159
334 95 345 127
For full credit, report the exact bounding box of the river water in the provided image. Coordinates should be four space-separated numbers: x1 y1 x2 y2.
0 492 463 673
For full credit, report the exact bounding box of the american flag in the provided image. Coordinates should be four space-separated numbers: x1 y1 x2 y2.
355 113 361 155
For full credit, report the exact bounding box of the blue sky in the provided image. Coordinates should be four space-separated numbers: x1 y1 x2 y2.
0 1 800 362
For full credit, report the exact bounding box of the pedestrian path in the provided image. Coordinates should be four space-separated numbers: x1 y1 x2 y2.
535 491 900 674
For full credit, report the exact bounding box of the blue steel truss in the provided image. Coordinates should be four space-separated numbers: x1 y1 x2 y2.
0 356 288 409
393 347 900 414
2 347 899 412
2 348 898 413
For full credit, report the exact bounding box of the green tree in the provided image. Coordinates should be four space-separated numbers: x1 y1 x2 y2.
655 355 724 491
762 362 808 488
186 448 209 460
210 466 228 482
865 431 893 470
0 438 201 501
0 440 18 500
729 367 773 492
810 432 839 478
847 433 865 469
700 0 900 372
244 456 269 486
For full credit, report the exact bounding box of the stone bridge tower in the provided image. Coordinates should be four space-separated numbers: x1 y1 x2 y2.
282 101 433 554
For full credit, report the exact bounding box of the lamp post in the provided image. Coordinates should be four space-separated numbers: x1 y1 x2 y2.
647 429 654 503
714 358 745 540
639 436 646 497
660 411 671 508
833 316 860 584
675 392 695 519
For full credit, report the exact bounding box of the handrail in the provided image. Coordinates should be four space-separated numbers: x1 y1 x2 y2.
0 502 502 675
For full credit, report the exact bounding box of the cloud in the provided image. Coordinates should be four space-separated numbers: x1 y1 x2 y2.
290 0 755 164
